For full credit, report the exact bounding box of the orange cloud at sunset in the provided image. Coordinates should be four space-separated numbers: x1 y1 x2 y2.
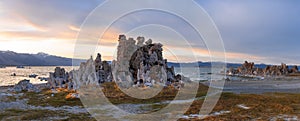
69 25 80 32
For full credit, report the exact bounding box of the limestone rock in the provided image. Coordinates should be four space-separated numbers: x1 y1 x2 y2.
14 79 40 92
227 61 299 77
54 67 66 78
111 35 190 88
51 35 191 90
166 66 176 81
95 53 112 83
48 67 69 89
95 53 102 72
114 35 137 83
290 66 299 73
145 39 152 45
119 35 126 41
67 71 74 90
129 41 167 85
137 36 145 47
73 56 98 90
72 54 113 90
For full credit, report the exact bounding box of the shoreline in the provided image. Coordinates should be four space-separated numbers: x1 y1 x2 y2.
202 78 300 94
0 83 48 93
2 78 300 94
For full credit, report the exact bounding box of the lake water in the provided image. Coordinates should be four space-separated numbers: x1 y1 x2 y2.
0 66 77 86
0 66 226 86
2 66 299 97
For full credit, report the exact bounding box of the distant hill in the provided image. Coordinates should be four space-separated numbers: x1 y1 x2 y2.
168 61 270 68
0 50 298 69
168 61 299 70
0 51 85 66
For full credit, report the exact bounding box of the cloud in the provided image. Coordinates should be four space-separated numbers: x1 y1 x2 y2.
196 0 300 64
0 30 77 43
69 25 80 32
164 46 264 63
1 0 299 64
0 0 103 36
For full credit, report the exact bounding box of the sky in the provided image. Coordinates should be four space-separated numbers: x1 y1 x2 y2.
0 0 299 65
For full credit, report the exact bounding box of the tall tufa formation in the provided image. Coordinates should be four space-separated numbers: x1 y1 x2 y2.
48 67 70 89
112 35 186 88
111 35 137 87
95 53 112 83
72 56 98 90
129 40 167 84
50 54 113 90
52 35 191 90
72 54 113 90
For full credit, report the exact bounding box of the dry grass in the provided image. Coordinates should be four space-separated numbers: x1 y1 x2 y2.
101 82 208 104
20 88 83 107
0 109 95 121
287 72 300 77
179 92 300 121
9 82 300 120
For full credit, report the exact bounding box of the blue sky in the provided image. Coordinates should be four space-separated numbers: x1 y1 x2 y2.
0 0 299 64
197 0 300 64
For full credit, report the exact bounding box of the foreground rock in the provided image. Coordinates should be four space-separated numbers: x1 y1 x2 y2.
48 67 73 89
14 79 40 92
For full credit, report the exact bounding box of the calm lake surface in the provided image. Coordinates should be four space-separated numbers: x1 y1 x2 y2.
1 66 299 94
0 66 77 86
0 66 225 86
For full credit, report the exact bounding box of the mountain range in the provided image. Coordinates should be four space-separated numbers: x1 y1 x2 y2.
167 61 270 68
0 50 298 69
0 51 85 66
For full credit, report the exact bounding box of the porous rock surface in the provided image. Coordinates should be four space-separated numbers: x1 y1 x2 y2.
50 35 190 90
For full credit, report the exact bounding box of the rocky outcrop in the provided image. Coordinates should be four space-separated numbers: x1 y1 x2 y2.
72 56 98 90
52 35 191 90
112 35 188 88
111 35 138 87
48 54 112 90
14 79 40 92
290 66 299 73
227 61 299 77
129 42 167 85
71 54 113 90
263 63 297 76
95 53 112 83
48 67 70 89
